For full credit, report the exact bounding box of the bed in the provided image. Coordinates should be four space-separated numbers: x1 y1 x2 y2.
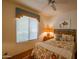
31 29 76 59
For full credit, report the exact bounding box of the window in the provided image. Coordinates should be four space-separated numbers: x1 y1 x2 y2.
15 8 40 43
16 16 38 43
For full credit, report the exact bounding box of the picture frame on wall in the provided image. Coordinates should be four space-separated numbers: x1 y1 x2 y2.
59 16 71 29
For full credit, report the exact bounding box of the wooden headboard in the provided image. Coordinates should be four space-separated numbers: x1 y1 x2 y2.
54 29 77 42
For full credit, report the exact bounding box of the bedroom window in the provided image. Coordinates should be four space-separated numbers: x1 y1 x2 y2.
16 8 40 43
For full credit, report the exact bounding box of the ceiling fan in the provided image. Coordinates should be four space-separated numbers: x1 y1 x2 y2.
48 0 56 10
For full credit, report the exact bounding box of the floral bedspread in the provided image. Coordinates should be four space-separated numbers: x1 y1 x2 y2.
31 39 74 59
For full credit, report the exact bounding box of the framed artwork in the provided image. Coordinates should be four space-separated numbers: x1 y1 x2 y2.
59 16 71 29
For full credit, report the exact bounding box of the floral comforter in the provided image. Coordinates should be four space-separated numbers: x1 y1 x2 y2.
31 39 75 59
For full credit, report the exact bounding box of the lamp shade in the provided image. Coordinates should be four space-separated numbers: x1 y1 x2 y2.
43 25 54 32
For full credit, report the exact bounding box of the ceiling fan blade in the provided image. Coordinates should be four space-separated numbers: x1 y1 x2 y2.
48 0 52 4
48 0 56 10
51 3 56 10
48 0 56 4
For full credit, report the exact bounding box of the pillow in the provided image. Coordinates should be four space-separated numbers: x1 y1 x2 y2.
39 32 55 41
62 34 74 41
67 35 74 41
55 34 74 42
55 34 62 41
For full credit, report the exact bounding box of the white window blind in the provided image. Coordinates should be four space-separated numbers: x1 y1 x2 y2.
16 16 38 43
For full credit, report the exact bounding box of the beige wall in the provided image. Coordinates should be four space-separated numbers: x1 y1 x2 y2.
2 0 44 56
54 11 77 29
43 11 77 29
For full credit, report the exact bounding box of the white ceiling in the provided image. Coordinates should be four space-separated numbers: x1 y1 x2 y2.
14 0 77 16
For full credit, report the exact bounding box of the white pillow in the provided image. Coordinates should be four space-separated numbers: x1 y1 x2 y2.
62 34 74 41
39 32 55 41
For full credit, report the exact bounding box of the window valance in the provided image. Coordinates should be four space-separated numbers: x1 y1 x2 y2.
16 8 40 22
